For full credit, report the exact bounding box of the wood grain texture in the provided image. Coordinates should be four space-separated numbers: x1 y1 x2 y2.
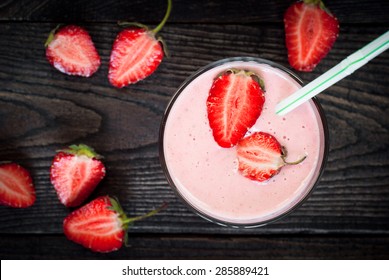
1 234 388 259
0 22 388 237
0 0 388 259
0 0 388 24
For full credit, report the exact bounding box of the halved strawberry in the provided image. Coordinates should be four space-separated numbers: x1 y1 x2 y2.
108 0 172 87
45 25 101 77
0 162 36 208
237 132 306 182
63 196 167 253
50 144 106 207
284 0 339 71
207 69 265 148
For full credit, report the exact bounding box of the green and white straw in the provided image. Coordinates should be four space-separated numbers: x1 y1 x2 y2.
275 30 389 115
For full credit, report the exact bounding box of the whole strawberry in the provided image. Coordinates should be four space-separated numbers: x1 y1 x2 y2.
63 196 166 253
0 162 36 208
108 0 172 87
45 25 101 77
284 0 339 71
50 144 105 207
237 132 306 182
207 69 265 148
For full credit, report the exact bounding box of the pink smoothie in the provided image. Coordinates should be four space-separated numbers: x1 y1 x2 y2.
161 58 327 226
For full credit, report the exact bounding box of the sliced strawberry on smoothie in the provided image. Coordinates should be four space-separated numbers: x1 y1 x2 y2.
284 0 339 71
63 196 167 253
207 69 265 148
50 144 106 207
237 132 306 182
0 162 36 208
45 25 101 77
108 0 172 87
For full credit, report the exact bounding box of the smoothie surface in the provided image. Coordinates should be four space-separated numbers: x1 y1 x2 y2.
163 60 324 224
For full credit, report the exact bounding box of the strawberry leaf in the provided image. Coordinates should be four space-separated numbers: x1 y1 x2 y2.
60 144 103 159
152 0 172 34
45 24 61 48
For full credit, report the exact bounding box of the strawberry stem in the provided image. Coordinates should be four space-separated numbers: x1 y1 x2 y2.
283 155 307 165
108 197 167 247
122 202 168 224
281 146 307 165
152 0 172 34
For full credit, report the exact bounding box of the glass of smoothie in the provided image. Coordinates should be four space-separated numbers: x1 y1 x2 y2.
159 57 328 228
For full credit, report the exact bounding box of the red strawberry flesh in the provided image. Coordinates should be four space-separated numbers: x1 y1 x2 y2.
108 0 172 87
108 29 164 87
207 69 265 148
63 196 124 253
284 1 339 71
63 196 168 253
0 163 36 208
46 25 101 77
237 132 284 182
237 132 307 182
50 144 106 207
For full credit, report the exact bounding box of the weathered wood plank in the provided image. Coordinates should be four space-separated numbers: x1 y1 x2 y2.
0 23 388 235
0 0 388 24
1 234 388 259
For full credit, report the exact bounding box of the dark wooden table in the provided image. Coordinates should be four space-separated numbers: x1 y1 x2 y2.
0 0 388 259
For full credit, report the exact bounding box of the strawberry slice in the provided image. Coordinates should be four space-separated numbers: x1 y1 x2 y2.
63 196 167 253
0 162 36 208
207 69 265 148
237 132 306 182
108 28 164 87
284 0 339 72
45 25 101 77
50 144 106 207
108 0 172 87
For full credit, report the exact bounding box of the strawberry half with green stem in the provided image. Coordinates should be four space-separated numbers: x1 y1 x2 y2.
237 132 306 182
108 0 172 87
50 144 106 207
207 68 265 148
63 196 167 253
0 162 36 208
45 25 101 77
284 0 339 72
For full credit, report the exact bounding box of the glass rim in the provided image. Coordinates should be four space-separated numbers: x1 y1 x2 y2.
159 57 329 228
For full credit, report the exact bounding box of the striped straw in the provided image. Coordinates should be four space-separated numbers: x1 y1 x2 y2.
275 30 389 115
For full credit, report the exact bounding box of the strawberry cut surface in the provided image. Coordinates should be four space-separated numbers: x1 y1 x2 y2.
63 196 167 253
107 0 171 87
0 163 36 208
237 132 284 182
108 28 164 87
207 69 265 148
50 145 106 207
284 1 339 71
63 196 124 253
45 25 101 77
237 132 307 182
